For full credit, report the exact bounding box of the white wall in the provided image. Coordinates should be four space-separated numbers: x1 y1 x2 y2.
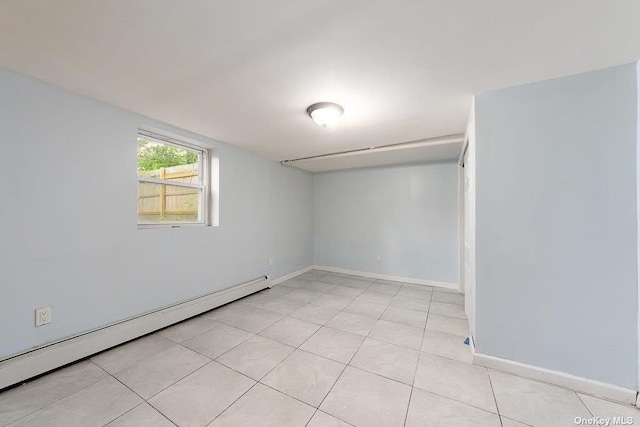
269 163 314 279
313 162 459 284
0 68 313 360
474 63 638 389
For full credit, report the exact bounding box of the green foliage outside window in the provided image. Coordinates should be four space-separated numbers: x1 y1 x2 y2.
137 138 198 171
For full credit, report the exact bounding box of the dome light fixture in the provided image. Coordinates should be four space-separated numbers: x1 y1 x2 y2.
307 102 344 128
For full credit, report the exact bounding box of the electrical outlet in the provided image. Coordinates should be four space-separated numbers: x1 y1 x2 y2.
268 257 274 266
376 254 382 261
35 307 52 327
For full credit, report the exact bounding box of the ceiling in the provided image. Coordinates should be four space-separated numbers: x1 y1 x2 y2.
1 0 639 163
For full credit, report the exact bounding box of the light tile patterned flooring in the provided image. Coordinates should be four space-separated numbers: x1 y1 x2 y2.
1 269 639 426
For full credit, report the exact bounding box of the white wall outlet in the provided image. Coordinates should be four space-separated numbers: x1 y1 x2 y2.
376 254 382 261
35 307 52 327
268 257 274 266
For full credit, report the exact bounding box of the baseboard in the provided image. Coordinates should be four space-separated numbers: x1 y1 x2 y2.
313 265 459 291
0 276 270 390
270 265 314 285
473 352 637 405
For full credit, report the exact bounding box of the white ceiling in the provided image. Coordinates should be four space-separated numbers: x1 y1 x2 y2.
1 0 639 162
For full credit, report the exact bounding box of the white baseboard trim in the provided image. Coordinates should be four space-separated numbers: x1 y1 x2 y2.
0 276 271 390
474 352 637 405
270 265 314 286
313 265 459 291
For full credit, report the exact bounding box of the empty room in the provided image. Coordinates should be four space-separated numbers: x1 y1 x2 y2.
1 1 639 426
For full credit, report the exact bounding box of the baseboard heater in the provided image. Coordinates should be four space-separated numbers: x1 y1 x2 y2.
0 275 271 390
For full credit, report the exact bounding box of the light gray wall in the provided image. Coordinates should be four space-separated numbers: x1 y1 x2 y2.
0 68 313 359
474 63 638 389
313 162 459 283
269 163 314 279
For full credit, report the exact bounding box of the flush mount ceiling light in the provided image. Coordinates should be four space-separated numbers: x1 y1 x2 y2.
307 102 344 128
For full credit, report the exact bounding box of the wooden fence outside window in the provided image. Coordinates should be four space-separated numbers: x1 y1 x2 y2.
137 163 199 222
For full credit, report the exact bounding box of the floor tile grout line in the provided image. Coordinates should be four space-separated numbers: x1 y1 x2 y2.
1 360 109 426
178 335 319 425
219 294 348 347
427 311 468 321
159 320 226 346
99 401 142 427
212 304 353 422
203 354 298 410
204 381 261 426
213 278 470 421
222 311 286 335
182 321 255 352
382 290 500 423
212 334 295 369
410 376 504 417
98 331 252 422
255 304 355 379
202 302 255 325
304 410 357 427
195 297 270 334
484 368 502 423
403 387 414 427
10 360 178 427
326 288 424 423
105 340 212 392
275 273 373 405
406 318 506 419
403 318 427 427
0 274 439 427
314 285 433 349
125 277 455 410
102 401 178 427
335 301 423 383
208 279 365 426
258 380 323 409
345 361 418 390
576 392 596 418
93 362 149 403
340 343 417 386
307 324 370 427
485 369 504 426
140 357 214 402
177 329 255 368
501 416 534 427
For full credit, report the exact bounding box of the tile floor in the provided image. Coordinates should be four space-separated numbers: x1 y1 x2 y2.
1 269 639 426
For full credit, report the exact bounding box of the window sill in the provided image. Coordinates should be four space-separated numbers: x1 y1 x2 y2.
137 222 209 229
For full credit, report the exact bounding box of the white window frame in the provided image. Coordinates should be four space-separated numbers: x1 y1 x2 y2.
137 129 210 229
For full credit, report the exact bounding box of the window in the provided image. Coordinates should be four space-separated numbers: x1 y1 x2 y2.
137 130 209 227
